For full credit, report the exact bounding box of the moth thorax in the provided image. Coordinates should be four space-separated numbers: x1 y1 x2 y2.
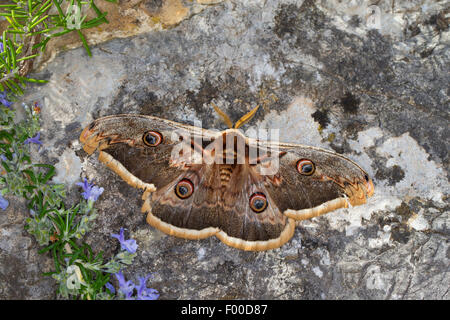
219 130 246 165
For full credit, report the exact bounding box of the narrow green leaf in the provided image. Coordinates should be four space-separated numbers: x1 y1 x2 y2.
52 0 65 18
29 15 48 31
37 0 53 15
41 168 55 183
2 31 10 67
16 75 47 83
52 246 61 273
67 239 80 251
22 169 37 184
3 80 17 95
1 160 11 172
0 130 14 142
11 10 24 28
82 14 108 29
6 29 25 34
77 30 91 57
7 78 23 95
38 241 59 254
49 28 72 38
8 40 16 70
90 0 109 24
15 53 38 62
33 37 51 51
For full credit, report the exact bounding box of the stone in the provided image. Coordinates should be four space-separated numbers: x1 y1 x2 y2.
1 0 448 299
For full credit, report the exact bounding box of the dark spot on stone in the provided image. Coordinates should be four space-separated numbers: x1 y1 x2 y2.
344 121 366 139
379 204 411 246
141 0 164 15
375 164 405 186
74 148 86 158
186 80 219 113
311 109 330 128
391 226 411 244
300 233 328 251
349 15 361 28
395 202 413 221
132 88 158 107
274 0 324 40
365 224 382 239
400 56 410 63
420 47 434 59
38 70 52 81
391 165 406 184
64 122 83 140
426 12 448 31
274 4 300 38
329 141 345 154
302 280 324 299
339 92 360 114
406 24 421 38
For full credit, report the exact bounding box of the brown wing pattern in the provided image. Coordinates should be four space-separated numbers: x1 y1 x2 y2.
256 142 374 221
80 114 373 251
147 163 295 250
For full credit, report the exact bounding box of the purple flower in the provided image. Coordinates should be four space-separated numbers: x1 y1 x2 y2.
76 178 104 202
136 275 159 300
111 228 138 253
105 282 116 295
0 194 8 210
115 272 135 299
0 90 12 109
24 132 43 150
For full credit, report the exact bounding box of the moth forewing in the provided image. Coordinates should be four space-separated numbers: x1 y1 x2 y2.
246 129 281 176
169 129 197 166
191 120 205 165
260 129 280 176
246 127 259 165
203 133 222 165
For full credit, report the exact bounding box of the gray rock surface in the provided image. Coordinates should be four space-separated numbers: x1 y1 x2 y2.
0 195 56 299
1 0 449 299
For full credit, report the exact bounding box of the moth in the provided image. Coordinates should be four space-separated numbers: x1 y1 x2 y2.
80 105 374 251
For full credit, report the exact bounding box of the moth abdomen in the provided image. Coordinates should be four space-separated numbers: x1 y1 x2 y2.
219 165 233 186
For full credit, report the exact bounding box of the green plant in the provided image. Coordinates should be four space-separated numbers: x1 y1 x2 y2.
0 1 159 300
0 103 140 299
0 0 117 95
